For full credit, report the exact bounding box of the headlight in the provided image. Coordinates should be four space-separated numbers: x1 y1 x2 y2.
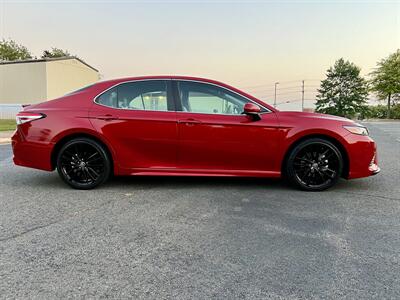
343 125 369 136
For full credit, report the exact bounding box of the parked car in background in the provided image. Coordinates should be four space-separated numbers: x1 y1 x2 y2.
12 76 379 191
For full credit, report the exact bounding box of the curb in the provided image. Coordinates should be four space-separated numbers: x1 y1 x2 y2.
0 138 11 144
362 119 400 122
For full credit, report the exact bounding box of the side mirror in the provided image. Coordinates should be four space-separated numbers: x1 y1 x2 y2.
243 103 262 121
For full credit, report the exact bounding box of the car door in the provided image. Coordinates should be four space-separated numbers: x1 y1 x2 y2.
89 79 178 170
174 80 281 173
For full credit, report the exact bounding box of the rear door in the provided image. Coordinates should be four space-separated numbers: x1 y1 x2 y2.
174 80 281 173
89 80 178 170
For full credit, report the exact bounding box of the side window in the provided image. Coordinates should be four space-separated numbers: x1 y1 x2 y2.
96 80 169 111
97 88 118 107
177 81 251 115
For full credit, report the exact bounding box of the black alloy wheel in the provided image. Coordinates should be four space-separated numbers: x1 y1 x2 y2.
56 138 111 189
286 138 343 191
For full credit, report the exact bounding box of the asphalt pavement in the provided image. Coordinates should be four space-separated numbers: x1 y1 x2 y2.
0 122 399 299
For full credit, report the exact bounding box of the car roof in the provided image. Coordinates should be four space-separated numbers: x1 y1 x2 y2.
97 75 229 87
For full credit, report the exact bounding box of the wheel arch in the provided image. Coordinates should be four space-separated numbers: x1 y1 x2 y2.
50 131 117 174
281 133 350 179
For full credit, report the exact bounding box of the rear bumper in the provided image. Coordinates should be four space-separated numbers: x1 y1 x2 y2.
345 134 380 179
369 161 380 175
12 129 54 171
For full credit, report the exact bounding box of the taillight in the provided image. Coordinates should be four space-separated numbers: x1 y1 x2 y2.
16 112 46 125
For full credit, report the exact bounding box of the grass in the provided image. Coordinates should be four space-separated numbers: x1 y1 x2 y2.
0 119 16 131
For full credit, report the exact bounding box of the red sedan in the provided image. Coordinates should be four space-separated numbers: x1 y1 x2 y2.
12 76 379 191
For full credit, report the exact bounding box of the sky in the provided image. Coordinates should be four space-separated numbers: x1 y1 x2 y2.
0 0 399 109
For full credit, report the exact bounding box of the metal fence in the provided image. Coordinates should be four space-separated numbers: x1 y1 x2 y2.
0 104 22 119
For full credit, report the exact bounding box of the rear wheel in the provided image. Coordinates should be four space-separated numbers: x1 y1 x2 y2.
56 138 111 189
285 138 343 191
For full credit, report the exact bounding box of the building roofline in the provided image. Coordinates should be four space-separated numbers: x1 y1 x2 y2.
0 56 99 72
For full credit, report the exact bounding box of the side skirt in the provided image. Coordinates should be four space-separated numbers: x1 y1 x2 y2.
117 167 281 178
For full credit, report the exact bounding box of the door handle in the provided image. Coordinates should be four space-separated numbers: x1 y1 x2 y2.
96 114 119 121
178 118 202 125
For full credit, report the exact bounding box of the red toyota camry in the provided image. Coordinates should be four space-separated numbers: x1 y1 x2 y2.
12 76 379 191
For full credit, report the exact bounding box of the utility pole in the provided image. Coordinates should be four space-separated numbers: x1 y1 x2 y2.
274 82 279 108
301 80 305 111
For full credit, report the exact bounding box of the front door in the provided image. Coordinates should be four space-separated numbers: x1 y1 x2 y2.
175 80 281 173
89 80 178 170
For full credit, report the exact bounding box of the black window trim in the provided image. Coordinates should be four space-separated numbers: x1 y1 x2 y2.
93 79 175 112
93 78 272 115
172 79 272 116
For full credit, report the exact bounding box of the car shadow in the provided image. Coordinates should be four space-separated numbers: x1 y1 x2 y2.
7 167 292 191
8 166 377 194
106 175 292 191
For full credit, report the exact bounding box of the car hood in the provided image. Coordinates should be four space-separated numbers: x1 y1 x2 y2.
276 111 357 125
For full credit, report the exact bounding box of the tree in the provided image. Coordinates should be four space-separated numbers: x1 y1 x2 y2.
369 50 400 118
315 58 368 118
41 47 71 58
0 39 32 61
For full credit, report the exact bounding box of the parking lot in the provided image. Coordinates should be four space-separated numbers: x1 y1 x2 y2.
0 121 399 299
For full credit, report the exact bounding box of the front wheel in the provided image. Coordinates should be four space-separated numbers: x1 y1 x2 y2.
56 138 111 189
285 138 343 191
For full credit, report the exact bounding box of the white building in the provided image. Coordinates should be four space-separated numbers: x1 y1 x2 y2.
0 56 99 118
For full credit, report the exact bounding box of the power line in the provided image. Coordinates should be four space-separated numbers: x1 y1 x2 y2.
246 85 311 92
256 91 303 98
275 99 316 106
255 90 319 98
241 79 321 90
242 79 322 109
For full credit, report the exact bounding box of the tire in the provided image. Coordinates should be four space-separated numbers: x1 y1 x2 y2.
56 137 111 189
285 138 343 191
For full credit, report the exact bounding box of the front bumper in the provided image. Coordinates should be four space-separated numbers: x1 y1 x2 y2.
345 133 380 179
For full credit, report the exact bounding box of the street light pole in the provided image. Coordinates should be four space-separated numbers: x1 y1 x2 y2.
274 82 279 108
301 80 305 111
